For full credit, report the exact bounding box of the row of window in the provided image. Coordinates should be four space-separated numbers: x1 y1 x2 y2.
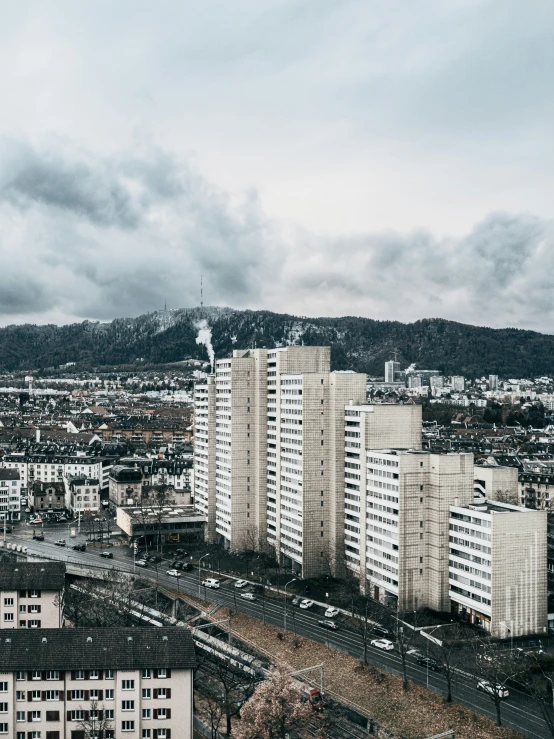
1 730 171 738
13 669 169 682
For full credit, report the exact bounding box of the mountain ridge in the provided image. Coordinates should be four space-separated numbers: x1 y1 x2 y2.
0 307 552 378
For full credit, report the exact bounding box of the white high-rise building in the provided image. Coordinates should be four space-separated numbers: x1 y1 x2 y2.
489 374 499 391
451 376 465 392
384 361 401 383
193 346 367 576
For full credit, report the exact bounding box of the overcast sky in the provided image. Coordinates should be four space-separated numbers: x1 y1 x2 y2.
1 0 553 331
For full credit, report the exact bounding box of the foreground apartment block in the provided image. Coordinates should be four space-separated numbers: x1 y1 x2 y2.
0 562 66 629
449 501 547 637
0 627 195 739
194 346 367 576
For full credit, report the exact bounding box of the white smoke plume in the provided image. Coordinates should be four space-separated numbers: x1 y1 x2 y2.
404 363 417 374
195 319 215 372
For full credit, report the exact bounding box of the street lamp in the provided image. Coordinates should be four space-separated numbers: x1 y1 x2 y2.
284 578 297 632
198 553 210 597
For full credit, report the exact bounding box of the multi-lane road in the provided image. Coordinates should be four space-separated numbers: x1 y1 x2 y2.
5 527 551 739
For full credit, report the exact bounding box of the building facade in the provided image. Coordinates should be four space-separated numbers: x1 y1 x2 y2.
0 469 22 521
65 477 101 515
30 482 66 514
194 346 368 576
449 501 547 637
348 448 474 610
474 464 519 504
0 563 65 629
108 467 143 508
0 627 195 739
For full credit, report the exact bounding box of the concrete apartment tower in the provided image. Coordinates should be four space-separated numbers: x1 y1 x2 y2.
354 449 474 611
193 346 367 577
194 374 217 541
449 501 547 637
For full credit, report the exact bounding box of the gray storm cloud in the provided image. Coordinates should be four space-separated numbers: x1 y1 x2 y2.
0 137 553 333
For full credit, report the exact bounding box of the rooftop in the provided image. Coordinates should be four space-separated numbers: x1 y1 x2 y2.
0 628 195 670
0 562 66 591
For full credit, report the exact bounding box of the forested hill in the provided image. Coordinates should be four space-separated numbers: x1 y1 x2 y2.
0 306 553 378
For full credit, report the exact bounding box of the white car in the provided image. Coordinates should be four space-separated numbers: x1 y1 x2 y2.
371 638 394 651
167 569 181 577
477 680 509 699
240 592 256 601
299 599 314 610
325 607 340 618
202 578 220 589
235 579 248 589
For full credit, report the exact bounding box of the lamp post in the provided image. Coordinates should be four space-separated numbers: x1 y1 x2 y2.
284 578 297 632
198 553 210 597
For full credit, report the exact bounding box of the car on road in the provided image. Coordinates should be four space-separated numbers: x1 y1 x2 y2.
324 607 340 618
477 680 509 699
235 579 248 589
167 569 181 577
72 544 86 552
136 560 148 568
179 562 192 571
202 578 220 589
318 620 339 630
57 516 68 522
32 532 44 541
416 656 442 671
100 551 114 559
371 638 394 651
372 625 391 638
291 596 302 606
241 592 256 601
175 549 189 557
54 539 66 546
299 599 314 610
30 519 43 525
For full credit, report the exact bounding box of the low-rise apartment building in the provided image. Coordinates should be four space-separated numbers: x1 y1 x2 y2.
0 627 195 739
0 562 66 629
449 501 547 637
0 468 22 521
65 477 101 514
30 482 66 514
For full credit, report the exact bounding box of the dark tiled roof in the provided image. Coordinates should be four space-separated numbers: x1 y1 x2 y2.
0 562 66 591
0 468 20 480
0 628 196 670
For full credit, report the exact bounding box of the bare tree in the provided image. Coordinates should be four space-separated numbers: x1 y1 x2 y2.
76 698 114 739
513 652 554 738
468 640 518 727
426 624 469 703
201 654 258 735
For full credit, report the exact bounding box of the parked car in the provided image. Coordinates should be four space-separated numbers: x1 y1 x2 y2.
167 569 181 577
202 578 220 589
54 539 66 547
30 519 43 526
370 639 394 651
416 656 442 672
299 599 314 610
136 560 148 568
235 579 248 589
318 620 339 630
100 551 114 559
324 607 340 618
372 625 391 638
477 680 509 699
72 544 86 552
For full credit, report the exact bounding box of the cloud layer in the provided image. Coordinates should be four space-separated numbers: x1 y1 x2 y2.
0 137 553 332
0 2 553 331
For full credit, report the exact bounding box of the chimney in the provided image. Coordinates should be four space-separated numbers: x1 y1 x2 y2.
36 428 41 443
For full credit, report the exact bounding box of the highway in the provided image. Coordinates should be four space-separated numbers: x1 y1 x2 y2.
6 527 551 739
